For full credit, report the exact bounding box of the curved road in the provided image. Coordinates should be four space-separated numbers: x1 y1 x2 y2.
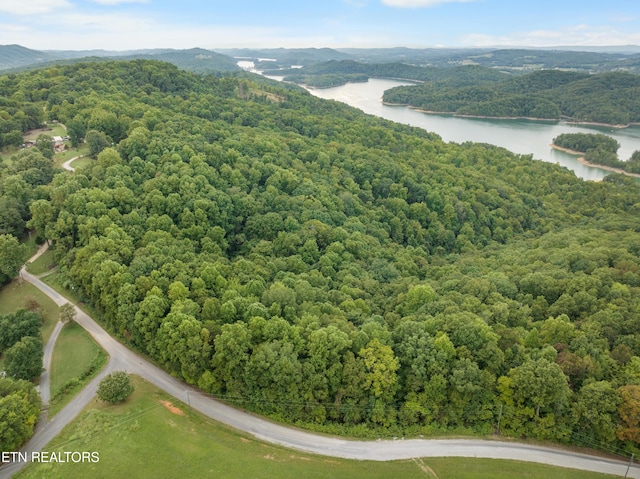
61 155 80 172
1 248 639 478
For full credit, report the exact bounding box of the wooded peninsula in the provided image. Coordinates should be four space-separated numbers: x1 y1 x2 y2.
552 132 640 175
383 69 640 126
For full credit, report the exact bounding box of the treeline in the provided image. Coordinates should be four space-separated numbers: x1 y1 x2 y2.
0 376 41 451
0 96 44 148
0 308 43 451
0 146 57 283
283 73 369 88
267 60 509 87
383 70 640 126
2 60 640 452
553 133 640 173
0 309 44 380
436 48 640 73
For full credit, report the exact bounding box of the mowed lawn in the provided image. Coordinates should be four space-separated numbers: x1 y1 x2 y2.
0 278 59 342
49 321 107 416
70 156 93 170
26 249 55 275
14 376 619 479
54 144 89 168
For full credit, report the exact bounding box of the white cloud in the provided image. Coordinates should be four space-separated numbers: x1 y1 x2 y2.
382 0 476 7
0 11 336 50
462 24 640 47
0 0 71 15
610 15 637 23
0 23 30 32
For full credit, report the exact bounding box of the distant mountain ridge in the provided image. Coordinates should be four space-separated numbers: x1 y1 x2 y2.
3 44 640 75
0 44 57 70
0 45 240 73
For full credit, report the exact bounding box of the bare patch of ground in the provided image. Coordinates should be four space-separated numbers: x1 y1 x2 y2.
160 400 184 416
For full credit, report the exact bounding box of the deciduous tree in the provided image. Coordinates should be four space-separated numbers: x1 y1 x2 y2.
97 371 134 404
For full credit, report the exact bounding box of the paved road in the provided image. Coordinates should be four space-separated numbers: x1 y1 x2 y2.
2 249 639 478
61 156 78 172
39 320 63 407
24 243 61 408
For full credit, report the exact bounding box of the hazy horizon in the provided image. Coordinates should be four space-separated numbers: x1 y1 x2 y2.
1 1 639 52
5 44 640 55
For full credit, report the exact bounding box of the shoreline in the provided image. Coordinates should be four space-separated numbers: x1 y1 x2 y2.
382 102 637 128
562 118 640 129
550 144 640 178
382 103 561 123
303 76 420 90
302 79 369 90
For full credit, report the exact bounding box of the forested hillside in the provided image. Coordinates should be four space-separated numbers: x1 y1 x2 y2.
0 45 240 74
2 61 640 452
0 45 56 71
383 70 640 125
269 60 510 88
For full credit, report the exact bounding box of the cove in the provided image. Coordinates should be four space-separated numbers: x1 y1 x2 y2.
298 78 640 181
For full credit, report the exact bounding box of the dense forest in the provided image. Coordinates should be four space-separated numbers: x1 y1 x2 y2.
383 70 640 126
2 60 640 454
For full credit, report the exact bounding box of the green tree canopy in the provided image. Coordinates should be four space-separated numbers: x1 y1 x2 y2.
97 371 134 403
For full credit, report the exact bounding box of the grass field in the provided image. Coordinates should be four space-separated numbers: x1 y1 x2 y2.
23 124 66 142
54 144 89 167
26 249 55 275
70 155 93 170
0 279 59 342
13 376 619 479
48 321 108 417
0 144 20 164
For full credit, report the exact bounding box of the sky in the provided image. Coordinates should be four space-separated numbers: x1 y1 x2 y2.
1 0 639 51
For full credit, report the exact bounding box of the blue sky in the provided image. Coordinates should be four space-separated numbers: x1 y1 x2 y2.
1 0 639 51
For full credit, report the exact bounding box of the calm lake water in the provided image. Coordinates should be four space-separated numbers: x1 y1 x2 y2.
288 77 640 181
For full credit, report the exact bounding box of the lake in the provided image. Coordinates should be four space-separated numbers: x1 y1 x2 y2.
291 77 640 181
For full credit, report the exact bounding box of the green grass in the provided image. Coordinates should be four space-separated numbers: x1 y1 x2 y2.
0 145 20 164
54 144 89 167
424 458 619 478
0 278 59 342
23 123 66 142
49 321 108 417
14 376 619 479
22 123 60 141
20 232 39 262
70 156 93 170
26 249 56 275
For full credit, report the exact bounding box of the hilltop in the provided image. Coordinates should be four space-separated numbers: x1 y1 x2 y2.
1 60 640 456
